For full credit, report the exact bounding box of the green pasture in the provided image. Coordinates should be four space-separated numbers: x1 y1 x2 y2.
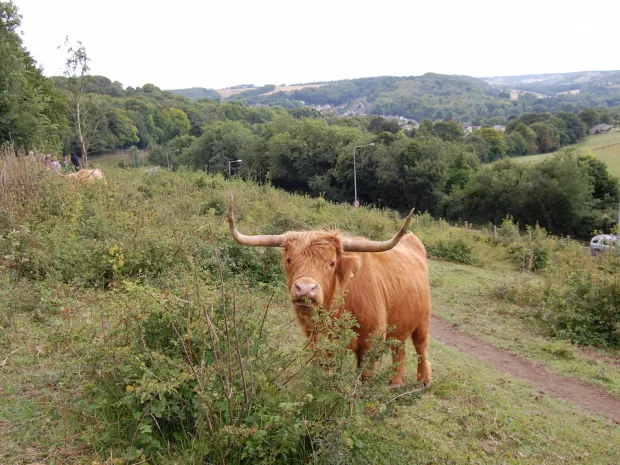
513 129 620 176
1 164 618 464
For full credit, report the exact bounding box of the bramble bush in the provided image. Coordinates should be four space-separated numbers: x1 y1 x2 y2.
538 265 620 347
497 245 620 348
426 235 476 265
83 251 409 464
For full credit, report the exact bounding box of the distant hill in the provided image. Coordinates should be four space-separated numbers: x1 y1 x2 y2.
167 70 620 122
166 87 221 100
483 70 620 95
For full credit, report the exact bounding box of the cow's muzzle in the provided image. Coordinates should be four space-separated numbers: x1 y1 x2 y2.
291 279 320 309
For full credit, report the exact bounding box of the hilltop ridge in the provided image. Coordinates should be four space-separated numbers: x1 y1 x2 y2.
167 70 620 122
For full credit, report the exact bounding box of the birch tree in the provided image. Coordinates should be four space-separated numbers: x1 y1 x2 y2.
61 37 102 168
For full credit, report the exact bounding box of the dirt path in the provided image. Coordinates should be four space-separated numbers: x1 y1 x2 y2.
431 316 620 424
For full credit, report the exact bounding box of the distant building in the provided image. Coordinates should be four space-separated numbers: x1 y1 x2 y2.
589 124 614 135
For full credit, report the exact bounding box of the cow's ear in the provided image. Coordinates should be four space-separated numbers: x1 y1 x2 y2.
336 254 361 288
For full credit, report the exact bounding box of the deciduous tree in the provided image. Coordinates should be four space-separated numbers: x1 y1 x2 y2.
61 37 103 167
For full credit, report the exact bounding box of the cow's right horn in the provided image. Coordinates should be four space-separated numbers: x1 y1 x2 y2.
228 195 284 247
342 208 415 252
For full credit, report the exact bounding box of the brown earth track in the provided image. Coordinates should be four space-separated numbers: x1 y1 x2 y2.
431 315 620 424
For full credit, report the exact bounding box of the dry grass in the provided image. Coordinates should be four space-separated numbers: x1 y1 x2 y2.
261 84 326 96
0 150 47 220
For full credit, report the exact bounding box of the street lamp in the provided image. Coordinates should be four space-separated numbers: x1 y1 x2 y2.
353 143 375 205
228 159 242 177
166 149 180 170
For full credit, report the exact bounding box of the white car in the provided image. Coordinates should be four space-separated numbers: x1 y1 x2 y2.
590 234 618 255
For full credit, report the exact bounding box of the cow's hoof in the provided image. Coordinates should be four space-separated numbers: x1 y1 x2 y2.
421 379 432 388
387 381 403 389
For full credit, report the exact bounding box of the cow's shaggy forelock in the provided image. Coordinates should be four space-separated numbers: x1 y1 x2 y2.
281 230 342 258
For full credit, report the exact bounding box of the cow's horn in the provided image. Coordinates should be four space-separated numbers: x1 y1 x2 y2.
342 208 415 252
228 194 285 247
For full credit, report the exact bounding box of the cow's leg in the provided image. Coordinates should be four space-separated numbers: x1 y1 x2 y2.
356 344 373 382
388 344 406 387
412 324 432 387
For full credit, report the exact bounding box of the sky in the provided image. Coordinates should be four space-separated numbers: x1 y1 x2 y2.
13 0 620 91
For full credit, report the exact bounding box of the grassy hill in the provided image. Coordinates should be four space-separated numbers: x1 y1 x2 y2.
513 128 620 176
1 156 619 463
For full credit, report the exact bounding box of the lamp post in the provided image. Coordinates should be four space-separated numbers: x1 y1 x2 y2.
353 143 375 206
228 159 242 177
166 149 180 170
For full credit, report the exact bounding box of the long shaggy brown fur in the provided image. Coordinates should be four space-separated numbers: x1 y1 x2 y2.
281 230 432 386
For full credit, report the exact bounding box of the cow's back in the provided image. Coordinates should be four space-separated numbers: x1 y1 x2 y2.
344 233 431 340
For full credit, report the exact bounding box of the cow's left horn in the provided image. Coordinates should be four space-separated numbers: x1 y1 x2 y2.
342 208 415 252
228 195 285 247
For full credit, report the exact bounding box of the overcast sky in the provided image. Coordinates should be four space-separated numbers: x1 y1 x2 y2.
13 0 620 90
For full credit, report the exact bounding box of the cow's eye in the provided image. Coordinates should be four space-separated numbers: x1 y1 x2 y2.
329 260 336 268
286 258 292 265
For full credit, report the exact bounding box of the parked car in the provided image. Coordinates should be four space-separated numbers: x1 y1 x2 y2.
589 234 618 255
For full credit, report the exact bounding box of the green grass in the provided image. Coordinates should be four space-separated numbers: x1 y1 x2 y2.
1 164 619 464
429 260 620 398
512 129 620 176
89 150 149 168
2 290 618 464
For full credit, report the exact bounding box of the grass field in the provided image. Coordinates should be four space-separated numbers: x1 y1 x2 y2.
216 83 326 100
429 261 620 398
1 163 618 464
512 129 620 176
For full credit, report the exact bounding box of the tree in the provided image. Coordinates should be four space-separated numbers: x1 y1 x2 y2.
368 116 400 135
505 132 529 156
473 128 506 162
61 37 103 167
514 123 538 154
578 108 600 128
188 120 258 174
431 120 465 142
0 2 66 151
577 152 619 206
555 112 586 144
530 122 559 153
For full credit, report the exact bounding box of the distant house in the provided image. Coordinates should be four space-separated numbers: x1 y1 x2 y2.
589 124 614 135
402 123 417 131
493 125 506 132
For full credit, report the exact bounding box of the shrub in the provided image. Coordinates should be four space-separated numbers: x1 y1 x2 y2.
508 242 549 271
200 197 227 216
539 267 620 347
497 215 521 244
427 236 475 265
496 254 620 348
84 259 406 463
215 242 283 286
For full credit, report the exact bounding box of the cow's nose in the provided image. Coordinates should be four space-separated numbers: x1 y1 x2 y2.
293 282 318 299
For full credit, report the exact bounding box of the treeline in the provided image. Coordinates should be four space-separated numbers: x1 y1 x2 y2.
474 108 614 161
2 0 619 239
0 2 67 151
194 72 620 123
147 104 619 238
